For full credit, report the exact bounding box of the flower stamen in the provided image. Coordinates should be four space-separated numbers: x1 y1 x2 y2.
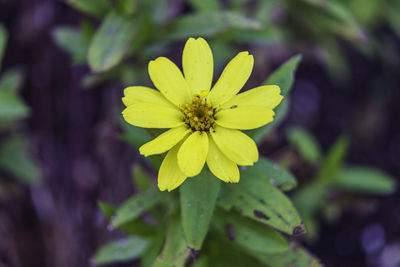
181 92 215 132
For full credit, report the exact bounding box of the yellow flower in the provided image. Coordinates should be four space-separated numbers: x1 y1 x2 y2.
122 37 283 191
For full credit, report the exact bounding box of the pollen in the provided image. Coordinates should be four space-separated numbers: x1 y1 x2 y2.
181 93 215 132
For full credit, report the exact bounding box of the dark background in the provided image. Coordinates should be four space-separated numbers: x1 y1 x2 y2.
0 0 399 266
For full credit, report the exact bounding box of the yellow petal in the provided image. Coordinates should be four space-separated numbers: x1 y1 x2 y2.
139 126 191 156
183 37 214 94
148 57 192 106
122 103 183 128
215 106 275 130
207 51 254 106
220 85 283 109
177 131 209 177
210 125 258 165
207 137 239 183
158 143 187 191
122 86 175 108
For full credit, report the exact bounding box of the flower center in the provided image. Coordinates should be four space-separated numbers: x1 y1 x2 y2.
181 91 215 132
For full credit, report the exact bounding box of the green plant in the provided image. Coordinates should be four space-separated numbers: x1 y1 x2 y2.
287 127 396 241
53 1 396 265
91 55 323 266
0 24 39 193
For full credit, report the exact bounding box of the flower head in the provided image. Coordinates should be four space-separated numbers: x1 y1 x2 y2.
122 37 283 191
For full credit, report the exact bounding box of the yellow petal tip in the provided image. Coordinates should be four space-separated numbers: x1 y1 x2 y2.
138 147 147 157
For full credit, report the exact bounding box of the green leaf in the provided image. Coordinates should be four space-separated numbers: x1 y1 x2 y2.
81 72 111 89
0 135 39 183
332 166 396 194
53 27 87 64
81 63 139 89
180 169 220 250
152 214 191 267
254 157 297 191
250 98 289 144
188 0 220 11
0 89 29 121
250 55 302 143
132 164 152 191
294 137 348 217
306 1 364 42
346 0 381 26
387 1 400 37
141 236 164 267
98 201 117 219
111 189 167 227
119 119 152 147
118 120 163 169
293 134 349 219
208 41 235 70
287 126 322 164
100 198 161 237
265 54 302 96
319 37 350 81
92 237 150 265
167 11 262 40
254 0 280 24
0 24 7 69
88 12 138 72
81 19 95 44
301 214 319 242
0 69 24 92
298 0 326 5
191 257 209 267
293 181 327 219
66 0 110 18
229 0 250 8
116 0 138 15
254 243 322 267
201 238 265 267
213 209 289 254
229 28 282 45
120 218 161 237
100 202 161 237
218 165 304 235
318 135 349 180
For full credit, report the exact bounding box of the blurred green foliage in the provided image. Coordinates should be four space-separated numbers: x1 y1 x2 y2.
0 136 39 184
0 25 7 70
92 236 150 265
55 0 400 85
287 127 396 241
0 24 39 189
249 55 301 143
53 0 399 265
